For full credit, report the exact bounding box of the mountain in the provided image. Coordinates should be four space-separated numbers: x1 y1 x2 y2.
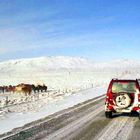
94 59 140 69
0 56 95 75
0 56 140 85
0 57 140 75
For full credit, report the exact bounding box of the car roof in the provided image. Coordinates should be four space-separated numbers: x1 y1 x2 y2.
112 79 137 82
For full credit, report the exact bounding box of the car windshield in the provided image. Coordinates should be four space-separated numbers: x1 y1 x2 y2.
112 82 137 93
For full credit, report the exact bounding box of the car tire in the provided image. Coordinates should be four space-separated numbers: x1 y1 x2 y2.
138 113 140 120
105 111 112 118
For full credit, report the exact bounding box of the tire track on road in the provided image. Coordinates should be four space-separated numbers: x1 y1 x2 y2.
44 105 104 140
95 116 137 140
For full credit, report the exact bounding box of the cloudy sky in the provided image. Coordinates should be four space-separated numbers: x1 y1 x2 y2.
0 0 140 61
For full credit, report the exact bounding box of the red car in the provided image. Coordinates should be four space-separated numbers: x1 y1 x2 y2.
105 79 140 118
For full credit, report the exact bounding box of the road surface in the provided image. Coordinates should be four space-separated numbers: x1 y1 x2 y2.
1 94 140 140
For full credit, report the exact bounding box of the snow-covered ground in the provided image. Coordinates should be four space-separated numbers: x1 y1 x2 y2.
0 56 140 135
0 86 105 134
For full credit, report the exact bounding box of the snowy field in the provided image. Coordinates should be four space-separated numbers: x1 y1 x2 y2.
0 56 140 134
0 87 105 134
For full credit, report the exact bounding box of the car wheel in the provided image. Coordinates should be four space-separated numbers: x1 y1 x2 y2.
138 113 140 120
105 111 112 118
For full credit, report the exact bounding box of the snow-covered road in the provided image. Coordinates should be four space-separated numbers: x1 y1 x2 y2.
95 117 137 140
1 93 139 140
1 86 139 140
45 101 104 140
43 100 138 140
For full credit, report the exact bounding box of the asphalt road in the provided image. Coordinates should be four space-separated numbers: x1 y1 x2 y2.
1 94 140 140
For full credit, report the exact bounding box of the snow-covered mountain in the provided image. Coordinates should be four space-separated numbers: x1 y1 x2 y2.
0 57 140 75
0 56 140 86
0 56 94 74
94 59 140 69
1 56 139 85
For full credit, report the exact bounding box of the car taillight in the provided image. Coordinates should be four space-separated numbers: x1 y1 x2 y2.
138 94 140 102
106 95 109 99
105 96 109 102
106 93 114 105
